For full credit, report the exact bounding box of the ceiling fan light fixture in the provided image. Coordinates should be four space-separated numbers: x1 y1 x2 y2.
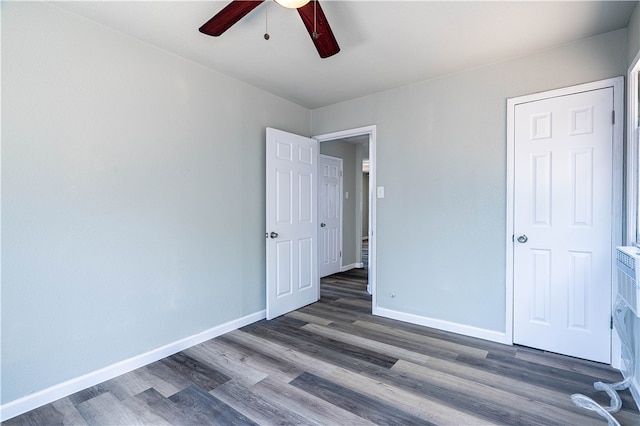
200 0 339 58
275 0 310 9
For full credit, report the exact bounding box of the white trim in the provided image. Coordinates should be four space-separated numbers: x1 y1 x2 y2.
313 126 377 300
340 263 363 272
506 77 624 365
0 310 266 422
374 307 508 344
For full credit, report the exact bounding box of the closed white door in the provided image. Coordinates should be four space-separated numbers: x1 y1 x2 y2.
513 88 613 363
266 128 319 320
319 155 343 278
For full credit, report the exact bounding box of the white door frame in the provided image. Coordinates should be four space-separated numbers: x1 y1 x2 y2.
505 78 624 363
313 125 377 302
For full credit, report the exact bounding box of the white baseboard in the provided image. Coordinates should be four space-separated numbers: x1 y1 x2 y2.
0 310 266 422
341 263 363 272
373 306 508 344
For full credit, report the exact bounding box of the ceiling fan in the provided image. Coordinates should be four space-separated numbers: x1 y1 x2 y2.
199 0 340 58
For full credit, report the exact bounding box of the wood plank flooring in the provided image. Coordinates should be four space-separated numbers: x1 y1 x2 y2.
4 269 639 425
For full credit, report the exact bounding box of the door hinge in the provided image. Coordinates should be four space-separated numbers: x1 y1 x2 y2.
612 111 615 125
340 250 342 258
610 315 614 330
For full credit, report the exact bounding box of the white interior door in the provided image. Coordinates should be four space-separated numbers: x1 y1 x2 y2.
513 88 613 363
319 155 342 278
266 128 319 320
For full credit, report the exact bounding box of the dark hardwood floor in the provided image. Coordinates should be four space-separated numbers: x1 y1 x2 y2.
4 269 639 425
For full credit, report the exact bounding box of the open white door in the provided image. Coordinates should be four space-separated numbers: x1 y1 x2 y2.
319 154 343 278
266 128 319 320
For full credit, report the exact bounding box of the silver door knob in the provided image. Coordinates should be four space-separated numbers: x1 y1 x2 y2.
320 223 326 227
270 232 278 239
517 235 528 243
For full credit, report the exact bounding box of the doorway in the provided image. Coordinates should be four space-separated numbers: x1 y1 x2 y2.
314 126 377 300
505 78 623 363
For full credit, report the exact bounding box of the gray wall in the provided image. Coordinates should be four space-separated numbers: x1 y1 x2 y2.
628 1 640 65
311 29 628 333
1 2 310 404
320 141 359 266
2 0 635 410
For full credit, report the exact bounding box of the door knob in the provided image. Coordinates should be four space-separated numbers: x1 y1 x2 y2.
517 235 528 243
269 232 278 239
320 223 326 227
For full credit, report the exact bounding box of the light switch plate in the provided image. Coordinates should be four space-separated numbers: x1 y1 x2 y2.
377 186 385 198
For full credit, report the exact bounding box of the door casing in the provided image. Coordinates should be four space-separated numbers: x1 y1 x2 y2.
505 77 624 366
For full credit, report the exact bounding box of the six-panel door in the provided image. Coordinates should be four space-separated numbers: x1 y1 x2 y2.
513 88 613 363
266 128 319 320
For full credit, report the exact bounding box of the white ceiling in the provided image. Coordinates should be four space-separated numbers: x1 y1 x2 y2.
49 1 636 109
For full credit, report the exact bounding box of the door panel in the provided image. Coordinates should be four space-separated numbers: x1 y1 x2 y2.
513 88 613 363
266 128 318 320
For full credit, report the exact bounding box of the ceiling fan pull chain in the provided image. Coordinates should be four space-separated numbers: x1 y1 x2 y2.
199 0 339 58
312 0 318 39
264 0 270 40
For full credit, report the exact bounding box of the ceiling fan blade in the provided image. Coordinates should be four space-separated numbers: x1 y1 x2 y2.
199 0 265 36
297 0 340 58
